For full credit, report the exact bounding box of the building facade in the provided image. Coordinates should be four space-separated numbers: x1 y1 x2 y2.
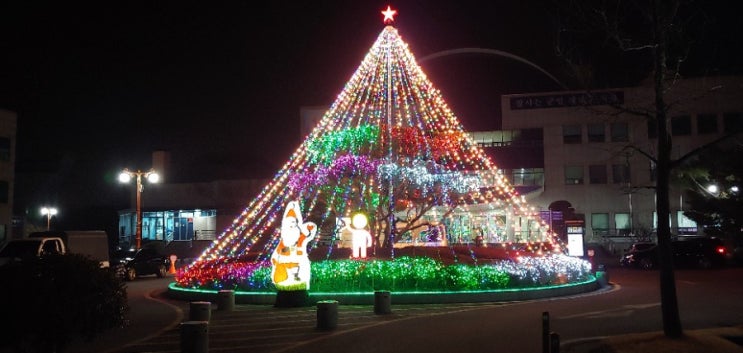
497 75 743 247
0 109 16 243
116 151 269 248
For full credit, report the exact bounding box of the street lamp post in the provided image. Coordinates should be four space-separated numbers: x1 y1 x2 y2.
119 168 159 249
40 207 58 231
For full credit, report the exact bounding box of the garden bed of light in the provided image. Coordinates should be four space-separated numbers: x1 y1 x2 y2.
169 245 597 304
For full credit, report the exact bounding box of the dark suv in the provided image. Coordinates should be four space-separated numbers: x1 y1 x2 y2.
112 248 169 281
620 236 727 270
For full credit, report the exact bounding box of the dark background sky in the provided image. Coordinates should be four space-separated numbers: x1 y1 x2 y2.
1 1 740 231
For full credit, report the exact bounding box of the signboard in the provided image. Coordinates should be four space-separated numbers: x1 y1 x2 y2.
567 233 585 257
567 226 583 234
566 221 585 257
510 91 624 110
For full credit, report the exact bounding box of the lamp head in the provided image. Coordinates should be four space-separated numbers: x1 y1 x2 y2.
119 170 132 183
41 207 58 216
146 171 160 183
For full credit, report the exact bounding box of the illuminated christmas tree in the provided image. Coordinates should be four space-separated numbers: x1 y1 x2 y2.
175 7 579 293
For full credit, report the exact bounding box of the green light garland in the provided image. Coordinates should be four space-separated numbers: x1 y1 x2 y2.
307 125 381 165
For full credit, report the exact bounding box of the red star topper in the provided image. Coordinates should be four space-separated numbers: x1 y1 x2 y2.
381 5 397 24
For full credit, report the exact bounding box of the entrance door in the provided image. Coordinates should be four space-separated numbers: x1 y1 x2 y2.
173 217 194 240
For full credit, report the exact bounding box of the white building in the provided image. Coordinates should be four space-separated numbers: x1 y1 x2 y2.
497 75 743 247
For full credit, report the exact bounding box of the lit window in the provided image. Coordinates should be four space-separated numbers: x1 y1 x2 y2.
615 213 631 235
591 213 609 236
565 166 584 184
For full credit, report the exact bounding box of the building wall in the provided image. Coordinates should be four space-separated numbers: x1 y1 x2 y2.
300 106 327 139
0 109 17 243
501 76 743 243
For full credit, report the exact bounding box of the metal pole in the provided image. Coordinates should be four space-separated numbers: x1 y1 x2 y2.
46 214 51 231
550 332 560 353
542 311 550 353
136 172 143 249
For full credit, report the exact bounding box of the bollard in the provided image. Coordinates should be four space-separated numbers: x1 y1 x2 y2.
316 300 338 330
374 290 391 314
550 332 560 353
189 301 211 322
596 270 609 287
180 321 208 353
217 289 235 311
542 311 550 353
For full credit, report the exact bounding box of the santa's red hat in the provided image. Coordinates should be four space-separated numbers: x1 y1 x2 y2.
285 207 297 219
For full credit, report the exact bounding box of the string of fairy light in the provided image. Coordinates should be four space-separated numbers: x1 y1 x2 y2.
183 14 565 286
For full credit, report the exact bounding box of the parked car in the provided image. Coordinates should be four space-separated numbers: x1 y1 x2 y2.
112 248 169 281
620 236 727 270
0 237 66 267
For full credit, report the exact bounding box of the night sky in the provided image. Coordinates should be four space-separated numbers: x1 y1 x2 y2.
1 1 740 230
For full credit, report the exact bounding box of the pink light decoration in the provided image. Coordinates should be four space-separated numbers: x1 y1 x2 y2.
289 155 381 191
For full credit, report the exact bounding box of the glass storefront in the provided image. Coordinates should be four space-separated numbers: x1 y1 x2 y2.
118 209 217 247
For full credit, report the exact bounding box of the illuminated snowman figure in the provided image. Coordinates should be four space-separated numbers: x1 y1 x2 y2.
346 213 373 258
270 201 317 290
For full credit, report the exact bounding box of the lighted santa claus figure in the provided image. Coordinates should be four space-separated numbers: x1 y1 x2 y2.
270 201 317 290
345 213 373 258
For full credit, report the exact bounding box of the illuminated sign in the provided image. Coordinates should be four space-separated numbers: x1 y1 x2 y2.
567 233 584 257
510 91 624 110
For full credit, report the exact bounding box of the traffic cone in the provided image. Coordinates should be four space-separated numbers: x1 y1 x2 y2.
169 255 177 274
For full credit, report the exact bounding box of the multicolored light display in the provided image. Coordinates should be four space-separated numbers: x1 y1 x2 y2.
176 254 591 293
175 8 585 294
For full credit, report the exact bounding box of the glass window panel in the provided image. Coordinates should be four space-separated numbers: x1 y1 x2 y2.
671 115 691 136
653 212 673 228
724 112 743 133
587 123 605 142
565 166 584 184
696 113 718 134
677 211 697 228
611 122 629 142
512 168 545 186
615 213 631 229
591 213 609 229
612 164 631 184
562 125 582 144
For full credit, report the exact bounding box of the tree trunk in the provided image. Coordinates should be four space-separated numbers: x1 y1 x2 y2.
652 0 683 338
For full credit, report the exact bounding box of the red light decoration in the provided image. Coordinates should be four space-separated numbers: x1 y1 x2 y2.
381 5 397 24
